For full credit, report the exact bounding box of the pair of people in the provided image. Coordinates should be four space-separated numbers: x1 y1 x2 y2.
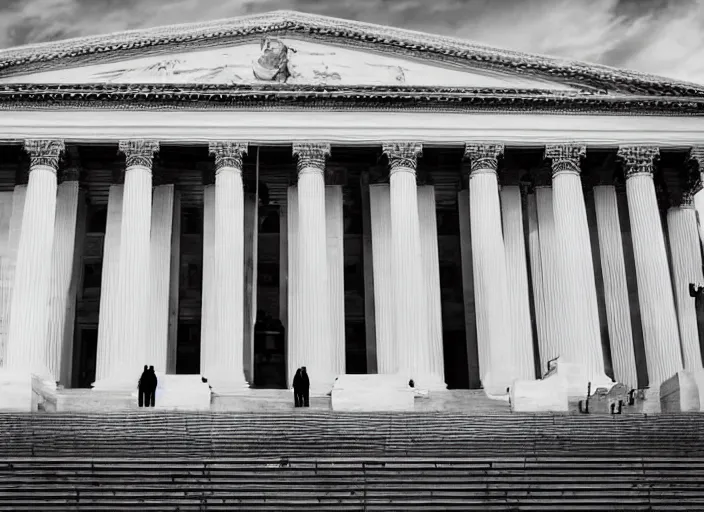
138 365 158 407
292 366 310 408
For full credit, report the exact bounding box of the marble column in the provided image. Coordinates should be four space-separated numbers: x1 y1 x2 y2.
384 142 444 389
46 176 81 383
166 192 181 375
360 173 378 374
293 142 336 393
242 193 257 384
0 186 25 367
500 185 537 380
526 192 549 375
417 185 445 382
286 186 301 386
6 140 63 382
546 145 608 387
458 189 481 388
207 141 248 391
369 184 396 374
618 146 682 387
593 185 638 388
95 140 158 388
464 143 515 395
199 185 215 377
691 148 704 249
667 199 704 370
148 185 175 374
95 185 123 382
326 185 346 376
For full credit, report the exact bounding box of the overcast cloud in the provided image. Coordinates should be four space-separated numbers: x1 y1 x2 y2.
0 0 702 84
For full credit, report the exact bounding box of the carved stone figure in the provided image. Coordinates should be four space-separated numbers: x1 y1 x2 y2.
252 37 293 82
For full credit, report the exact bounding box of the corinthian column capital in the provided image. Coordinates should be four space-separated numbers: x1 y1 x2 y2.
119 140 159 169
293 142 331 175
463 143 504 176
545 144 586 177
209 141 248 173
23 139 65 172
383 142 423 175
617 146 659 178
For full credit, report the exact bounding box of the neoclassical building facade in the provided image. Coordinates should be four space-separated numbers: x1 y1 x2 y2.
1 11 704 404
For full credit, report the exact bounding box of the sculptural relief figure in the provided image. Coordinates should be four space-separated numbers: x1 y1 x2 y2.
252 37 294 82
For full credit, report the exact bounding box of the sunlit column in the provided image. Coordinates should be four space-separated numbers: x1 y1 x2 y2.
667 195 704 370
293 143 336 393
618 146 682 387
207 141 249 391
464 143 516 394
385 142 444 389
6 140 63 382
593 185 638 388
546 144 607 385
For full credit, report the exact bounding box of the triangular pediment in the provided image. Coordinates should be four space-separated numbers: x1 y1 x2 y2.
0 11 701 97
0 38 580 90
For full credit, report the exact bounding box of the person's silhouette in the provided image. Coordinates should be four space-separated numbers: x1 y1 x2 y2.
292 368 303 407
147 366 157 407
138 365 149 407
300 367 310 407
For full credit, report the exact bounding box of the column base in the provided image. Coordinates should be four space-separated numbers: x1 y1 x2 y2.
206 378 250 396
0 370 57 412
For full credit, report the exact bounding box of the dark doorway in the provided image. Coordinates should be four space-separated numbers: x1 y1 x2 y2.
176 322 201 374
76 327 98 388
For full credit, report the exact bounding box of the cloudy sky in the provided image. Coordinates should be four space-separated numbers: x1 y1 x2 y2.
0 0 702 84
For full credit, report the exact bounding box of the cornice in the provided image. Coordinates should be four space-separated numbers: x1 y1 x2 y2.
0 84 703 115
0 11 702 98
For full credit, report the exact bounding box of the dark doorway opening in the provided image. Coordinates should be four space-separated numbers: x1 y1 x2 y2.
176 322 201 374
76 327 98 388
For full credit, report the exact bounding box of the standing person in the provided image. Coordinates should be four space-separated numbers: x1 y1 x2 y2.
300 366 310 407
147 366 158 407
138 365 149 408
292 368 303 407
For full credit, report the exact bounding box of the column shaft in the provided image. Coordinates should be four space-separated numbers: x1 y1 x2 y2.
369 184 396 374
458 189 480 388
286 186 302 385
593 185 638 387
500 186 536 380
526 192 549 375
326 185 346 376
294 143 335 392
6 140 63 381
200 185 215 376
547 145 606 384
619 146 682 387
46 180 80 382
95 185 123 382
208 142 248 390
464 143 515 394
667 205 704 369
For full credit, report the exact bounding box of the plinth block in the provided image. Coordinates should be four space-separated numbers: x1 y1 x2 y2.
141 374 212 411
331 374 414 412
0 370 56 412
660 371 702 413
510 374 568 413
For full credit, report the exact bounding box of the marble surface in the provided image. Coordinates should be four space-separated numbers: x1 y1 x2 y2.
660 371 702 413
0 370 56 412
331 374 414 412
510 374 569 413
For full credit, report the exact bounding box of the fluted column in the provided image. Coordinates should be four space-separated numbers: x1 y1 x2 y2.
293 142 335 393
618 146 682 387
546 144 608 386
526 192 549 374
464 143 515 395
286 186 302 386
94 185 123 382
326 185 346 376
369 184 396 374
46 176 81 383
200 184 215 377
500 185 536 380
0 186 26 368
97 141 158 388
667 198 704 370
691 148 704 249
207 141 248 390
148 185 175 374
6 140 63 382
593 185 638 387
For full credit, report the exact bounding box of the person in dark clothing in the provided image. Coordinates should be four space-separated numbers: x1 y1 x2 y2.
292 368 303 407
300 367 310 407
146 366 157 407
138 365 149 407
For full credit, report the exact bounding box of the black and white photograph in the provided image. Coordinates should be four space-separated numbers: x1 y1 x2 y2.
0 0 703 509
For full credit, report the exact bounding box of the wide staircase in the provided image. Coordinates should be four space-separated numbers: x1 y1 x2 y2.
1 411 703 510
